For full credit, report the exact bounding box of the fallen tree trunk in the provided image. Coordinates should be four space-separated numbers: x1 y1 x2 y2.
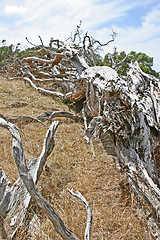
82 62 160 236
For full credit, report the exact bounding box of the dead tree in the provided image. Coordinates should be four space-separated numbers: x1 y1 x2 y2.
2 27 160 237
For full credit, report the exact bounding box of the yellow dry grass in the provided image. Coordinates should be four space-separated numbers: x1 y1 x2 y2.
0 76 150 239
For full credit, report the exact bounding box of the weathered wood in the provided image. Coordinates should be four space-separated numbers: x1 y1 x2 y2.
25 70 79 83
24 55 63 67
0 110 82 126
8 101 28 108
4 33 160 237
82 62 160 236
82 108 95 156
24 77 73 100
37 110 82 121
68 189 92 240
0 113 44 125
0 119 59 238
0 118 80 240
21 40 160 222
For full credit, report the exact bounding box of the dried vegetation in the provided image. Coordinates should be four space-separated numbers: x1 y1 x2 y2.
0 76 151 239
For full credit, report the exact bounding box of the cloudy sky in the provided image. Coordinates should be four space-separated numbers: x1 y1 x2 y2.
0 0 159 71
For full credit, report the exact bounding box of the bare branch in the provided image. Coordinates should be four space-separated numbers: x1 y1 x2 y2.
93 30 116 47
25 37 37 47
115 54 131 69
0 120 59 238
68 189 92 240
0 113 44 125
49 38 63 48
110 47 131 70
0 118 79 240
25 70 79 83
82 108 95 157
0 109 82 126
38 35 44 46
83 30 116 50
66 20 83 43
73 20 83 43
83 33 92 50
24 55 63 66
37 111 82 121
24 77 72 100
25 37 61 57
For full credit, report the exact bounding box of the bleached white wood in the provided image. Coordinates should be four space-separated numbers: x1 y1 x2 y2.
68 189 92 240
24 77 72 100
83 62 160 234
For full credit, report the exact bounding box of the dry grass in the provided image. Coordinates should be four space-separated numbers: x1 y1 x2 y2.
0 76 151 239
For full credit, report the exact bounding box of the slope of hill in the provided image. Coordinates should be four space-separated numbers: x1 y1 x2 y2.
0 76 150 239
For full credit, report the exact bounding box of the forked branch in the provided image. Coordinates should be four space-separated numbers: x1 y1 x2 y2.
0 118 79 240
0 118 93 240
83 30 116 50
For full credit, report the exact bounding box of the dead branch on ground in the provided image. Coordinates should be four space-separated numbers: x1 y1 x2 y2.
68 189 92 240
0 110 82 126
0 118 92 239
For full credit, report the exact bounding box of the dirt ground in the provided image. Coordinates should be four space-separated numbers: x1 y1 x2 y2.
0 76 151 239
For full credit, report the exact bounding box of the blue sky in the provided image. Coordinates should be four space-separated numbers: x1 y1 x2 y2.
0 0 159 71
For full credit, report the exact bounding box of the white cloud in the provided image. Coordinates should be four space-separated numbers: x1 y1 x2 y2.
4 4 26 15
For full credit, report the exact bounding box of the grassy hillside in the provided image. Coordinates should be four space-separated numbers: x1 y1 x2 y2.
0 76 150 239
